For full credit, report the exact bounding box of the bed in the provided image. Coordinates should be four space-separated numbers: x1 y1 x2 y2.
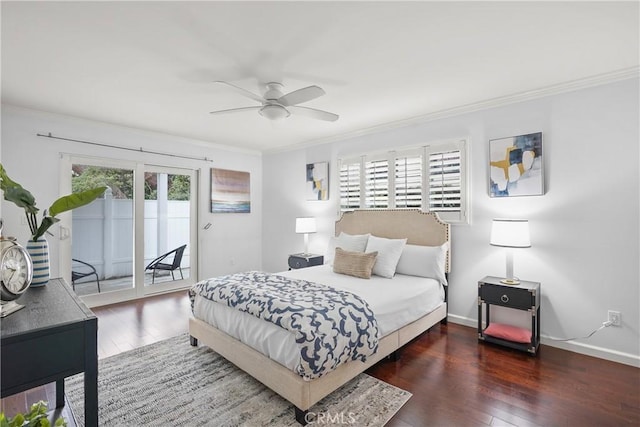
189 209 450 424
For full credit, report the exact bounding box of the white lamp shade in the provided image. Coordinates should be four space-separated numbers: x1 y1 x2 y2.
295 217 317 234
490 219 531 248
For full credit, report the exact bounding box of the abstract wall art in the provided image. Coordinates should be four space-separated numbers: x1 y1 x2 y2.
210 168 250 213
306 162 329 201
489 132 544 197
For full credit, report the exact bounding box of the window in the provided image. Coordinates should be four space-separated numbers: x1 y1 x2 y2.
428 149 462 212
365 158 389 208
395 152 422 209
339 161 361 209
339 140 468 223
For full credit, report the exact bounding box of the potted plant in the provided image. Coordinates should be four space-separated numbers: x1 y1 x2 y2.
0 400 66 427
0 163 106 286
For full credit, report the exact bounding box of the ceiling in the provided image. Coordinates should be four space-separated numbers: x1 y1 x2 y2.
2 2 638 153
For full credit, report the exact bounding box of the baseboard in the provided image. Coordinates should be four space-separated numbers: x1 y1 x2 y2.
540 336 640 368
82 285 191 309
447 315 640 368
447 314 476 328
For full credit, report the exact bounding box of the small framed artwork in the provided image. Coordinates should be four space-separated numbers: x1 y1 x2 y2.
489 132 543 197
306 162 329 201
210 168 250 213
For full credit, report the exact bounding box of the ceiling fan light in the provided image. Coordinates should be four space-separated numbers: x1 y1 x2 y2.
259 104 290 120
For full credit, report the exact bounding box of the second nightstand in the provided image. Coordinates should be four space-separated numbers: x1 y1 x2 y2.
478 276 540 355
288 253 324 270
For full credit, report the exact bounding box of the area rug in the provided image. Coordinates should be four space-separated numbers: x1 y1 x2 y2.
66 334 411 426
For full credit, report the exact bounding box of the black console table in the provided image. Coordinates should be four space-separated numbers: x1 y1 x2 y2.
1 278 98 426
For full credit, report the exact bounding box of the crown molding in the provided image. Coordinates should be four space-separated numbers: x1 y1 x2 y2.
266 66 640 154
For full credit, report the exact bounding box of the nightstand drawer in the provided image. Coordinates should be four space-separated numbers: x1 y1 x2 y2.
288 257 307 269
479 284 534 310
288 254 323 269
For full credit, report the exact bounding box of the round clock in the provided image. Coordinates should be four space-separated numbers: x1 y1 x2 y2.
0 239 33 301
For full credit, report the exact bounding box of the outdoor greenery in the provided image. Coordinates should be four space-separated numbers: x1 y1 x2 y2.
71 166 133 199
144 174 191 201
72 166 190 200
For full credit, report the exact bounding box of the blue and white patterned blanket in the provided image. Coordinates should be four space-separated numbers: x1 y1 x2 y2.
189 271 379 380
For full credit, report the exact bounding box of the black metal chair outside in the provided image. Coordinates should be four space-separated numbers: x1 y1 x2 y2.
71 259 101 293
145 244 187 284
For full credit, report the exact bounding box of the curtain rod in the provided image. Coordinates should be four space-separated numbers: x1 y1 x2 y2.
36 132 213 163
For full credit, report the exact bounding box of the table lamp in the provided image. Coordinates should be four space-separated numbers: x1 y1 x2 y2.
490 219 531 285
295 217 317 255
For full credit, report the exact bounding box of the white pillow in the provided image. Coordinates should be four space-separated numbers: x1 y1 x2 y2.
365 235 407 278
395 242 448 285
325 232 370 264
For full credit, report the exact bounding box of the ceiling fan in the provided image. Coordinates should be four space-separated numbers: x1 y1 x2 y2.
210 81 339 122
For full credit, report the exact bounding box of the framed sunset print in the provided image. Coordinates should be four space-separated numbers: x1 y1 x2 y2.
210 168 250 213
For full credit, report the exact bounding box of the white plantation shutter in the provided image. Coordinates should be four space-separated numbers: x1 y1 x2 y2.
426 140 467 222
395 154 422 208
364 158 389 208
339 160 361 210
428 150 461 211
338 139 468 223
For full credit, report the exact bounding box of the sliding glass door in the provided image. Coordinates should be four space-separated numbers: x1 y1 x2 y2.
60 156 197 306
142 166 196 295
68 161 135 299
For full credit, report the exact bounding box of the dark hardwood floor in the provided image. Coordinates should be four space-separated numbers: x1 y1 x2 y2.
2 290 639 426
91 289 191 359
373 322 640 426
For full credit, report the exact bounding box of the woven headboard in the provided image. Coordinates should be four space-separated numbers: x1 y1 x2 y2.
335 209 451 272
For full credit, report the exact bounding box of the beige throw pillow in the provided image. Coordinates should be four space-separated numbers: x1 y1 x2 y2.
332 247 378 279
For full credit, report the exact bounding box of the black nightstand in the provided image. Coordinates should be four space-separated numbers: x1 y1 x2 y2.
478 276 540 355
288 253 324 270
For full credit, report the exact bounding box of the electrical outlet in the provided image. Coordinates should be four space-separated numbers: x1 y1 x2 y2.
608 310 621 326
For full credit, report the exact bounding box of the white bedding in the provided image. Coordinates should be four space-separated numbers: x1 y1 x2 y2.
192 264 445 372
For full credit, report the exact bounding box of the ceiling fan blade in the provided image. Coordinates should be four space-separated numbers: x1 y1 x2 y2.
209 106 262 115
288 106 339 122
213 81 264 103
278 85 325 106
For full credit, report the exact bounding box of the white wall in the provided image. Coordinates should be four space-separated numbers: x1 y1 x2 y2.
2 78 637 366
1 105 263 283
262 78 640 366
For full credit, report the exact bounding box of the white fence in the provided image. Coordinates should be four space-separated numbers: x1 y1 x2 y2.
72 191 190 279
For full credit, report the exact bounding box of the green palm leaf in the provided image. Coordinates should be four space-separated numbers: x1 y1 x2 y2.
48 186 107 217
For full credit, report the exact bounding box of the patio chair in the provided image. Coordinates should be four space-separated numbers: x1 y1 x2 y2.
71 259 101 293
145 244 187 284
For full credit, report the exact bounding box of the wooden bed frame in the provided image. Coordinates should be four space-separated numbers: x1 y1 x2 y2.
189 209 450 425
